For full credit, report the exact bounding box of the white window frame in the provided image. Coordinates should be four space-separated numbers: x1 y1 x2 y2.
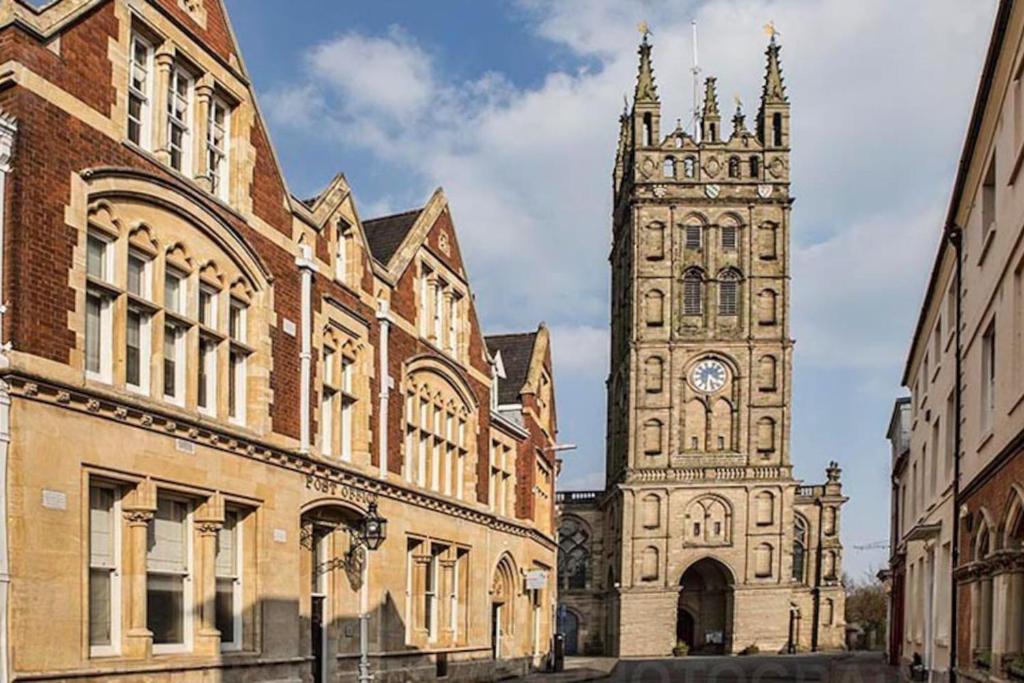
88 482 122 658
340 357 354 461
148 495 194 655
127 33 154 148
198 284 218 329
164 268 186 315
125 306 151 394
426 549 439 642
197 338 217 416
127 249 152 300
85 289 114 383
207 96 230 201
217 509 243 652
163 323 186 405
335 225 348 283
228 350 246 425
229 298 247 343
167 66 194 175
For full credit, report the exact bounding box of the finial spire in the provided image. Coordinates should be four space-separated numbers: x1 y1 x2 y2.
731 96 746 134
701 76 721 143
761 26 788 105
633 25 659 104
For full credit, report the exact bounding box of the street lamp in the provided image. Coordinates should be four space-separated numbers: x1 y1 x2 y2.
353 500 388 683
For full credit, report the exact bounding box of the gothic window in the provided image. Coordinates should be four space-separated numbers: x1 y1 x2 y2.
711 398 732 451
757 417 776 453
664 157 676 179
685 223 703 250
644 290 665 327
643 419 664 455
824 550 838 580
759 290 778 325
127 34 154 149
718 269 741 317
721 223 738 251
728 156 740 178
772 112 783 147
644 356 664 394
640 547 659 581
755 543 773 577
793 515 808 583
683 270 703 316
759 224 778 259
641 494 661 529
755 491 775 526
749 155 761 178
643 113 653 146
683 157 696 178
685 496 732 545
404 365 473 499
558 518 590 591
685 399 707 451
759 356 777 392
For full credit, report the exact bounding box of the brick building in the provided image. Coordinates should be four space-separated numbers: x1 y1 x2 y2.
556 32 846 658
0 1 558 681
887 1 1024 680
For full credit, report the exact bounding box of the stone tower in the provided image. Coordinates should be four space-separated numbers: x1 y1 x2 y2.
557 32 847 658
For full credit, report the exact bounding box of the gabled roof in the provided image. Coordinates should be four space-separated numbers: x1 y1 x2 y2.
362 208 423 265
485 332 539 406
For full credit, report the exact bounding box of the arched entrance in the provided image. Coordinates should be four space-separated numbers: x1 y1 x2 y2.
491 554 517 659
677 558 734 654
301 502 367 683
559 607 580 655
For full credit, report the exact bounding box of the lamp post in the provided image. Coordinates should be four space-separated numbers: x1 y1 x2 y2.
354 501 388 683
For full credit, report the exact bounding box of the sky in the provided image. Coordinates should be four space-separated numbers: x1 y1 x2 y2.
224 0 997 577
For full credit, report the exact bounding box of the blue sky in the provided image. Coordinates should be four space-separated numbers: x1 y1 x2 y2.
225 0 997 577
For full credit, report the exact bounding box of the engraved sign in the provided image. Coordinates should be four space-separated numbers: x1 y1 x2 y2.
273 528 287 543
42 489 67 510
525 569 548 590
705 184 721 199
757 184 773 199
304 474 374 505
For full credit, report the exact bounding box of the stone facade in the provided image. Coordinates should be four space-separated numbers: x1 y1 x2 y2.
0 1 559 681
557 33 846 658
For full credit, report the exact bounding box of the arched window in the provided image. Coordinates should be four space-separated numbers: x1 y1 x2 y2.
755 543 773 577
721 222 738 251
685 398 707 451
755 491 775 525
644 356 664 394
824 550 837 580
685 496 732 545
823 598 834 625
757 417 776 453
772 112 783 147
645 290 665 327
404 365 474 498
749 156 761 178
683 270 703 316
683 157 696 178
759 290 778 325
972 519 994 655
728 156 740 178
643 112 653 146
640 546 660 581
759 356 778 391
643 419 664 455
646 223 665 260
793 515 808 582
759 224 778 259
558 518 590 591
711 397 733 451
663 157 676 179
641 494 661 529
718 269 741 317
334 220 352 283
685 222 702 250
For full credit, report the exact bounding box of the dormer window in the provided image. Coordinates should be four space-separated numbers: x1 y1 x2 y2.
127 34 153 148
167 66 194 174
207 96 230 200
335 221 351 284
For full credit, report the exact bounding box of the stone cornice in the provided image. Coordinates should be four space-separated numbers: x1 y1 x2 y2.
6 371 556 551
625 464 793 484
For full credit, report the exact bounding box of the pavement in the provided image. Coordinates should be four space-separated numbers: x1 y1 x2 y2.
513 652 898 683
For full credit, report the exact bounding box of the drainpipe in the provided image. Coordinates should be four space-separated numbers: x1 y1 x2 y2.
376 299 392 479
811 498 824 652
946 224 963 683
296 244 315 454
0 112 15 683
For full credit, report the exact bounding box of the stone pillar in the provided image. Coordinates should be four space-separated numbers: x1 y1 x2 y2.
195 520 223 655
1006 567 1024 660
439 558 456 645
152 47 174 165
192 79 214 191
412 555 430 644
123 507 155 658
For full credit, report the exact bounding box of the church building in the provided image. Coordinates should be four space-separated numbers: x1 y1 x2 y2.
556 31 847 657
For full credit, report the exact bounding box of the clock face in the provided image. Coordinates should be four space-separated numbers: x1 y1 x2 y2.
690 359 728 394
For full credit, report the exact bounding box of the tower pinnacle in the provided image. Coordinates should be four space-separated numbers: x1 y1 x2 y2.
701 76 721 143
761 35 788 105
633 32 659 105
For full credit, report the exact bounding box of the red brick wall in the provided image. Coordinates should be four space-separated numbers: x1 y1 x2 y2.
0 4 117 117
249 119 292 235
151 0 236 65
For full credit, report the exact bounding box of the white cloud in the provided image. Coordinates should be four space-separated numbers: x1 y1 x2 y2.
548 324 609 378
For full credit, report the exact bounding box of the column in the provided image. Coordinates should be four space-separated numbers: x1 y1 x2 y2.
412 555 430 644
193 79 214 191
439 558 456 646
123 507 155 658
0 112 16 683
195 514 223 655
152 46 174 165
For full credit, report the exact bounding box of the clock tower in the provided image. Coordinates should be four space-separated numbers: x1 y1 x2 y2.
556 31 848 658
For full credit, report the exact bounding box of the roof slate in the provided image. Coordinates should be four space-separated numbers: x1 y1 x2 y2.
362 208 422 265
485 332 538 406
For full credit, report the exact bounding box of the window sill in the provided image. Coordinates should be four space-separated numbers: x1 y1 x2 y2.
977 429 994 452
977 226 996 266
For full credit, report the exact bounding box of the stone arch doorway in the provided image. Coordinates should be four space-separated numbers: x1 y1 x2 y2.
300 502 367 683
677 558 734 654
560 607 580 655
491 554 517 659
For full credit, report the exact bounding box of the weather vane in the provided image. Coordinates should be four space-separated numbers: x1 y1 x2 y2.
734 95 742 110
637 21 651 42
763 21 780 43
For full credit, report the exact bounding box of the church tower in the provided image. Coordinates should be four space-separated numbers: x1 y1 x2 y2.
577 30 848 657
